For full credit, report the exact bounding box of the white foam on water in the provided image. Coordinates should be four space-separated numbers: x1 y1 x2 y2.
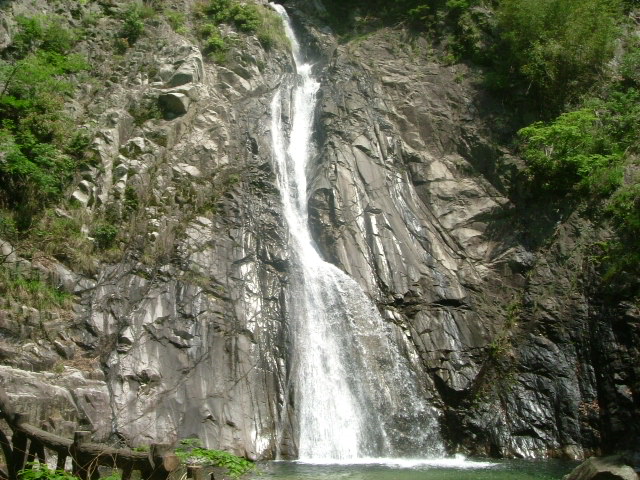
295 454 498 469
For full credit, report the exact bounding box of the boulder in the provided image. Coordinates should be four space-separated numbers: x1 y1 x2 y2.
564 456 638 480
166 49 204 87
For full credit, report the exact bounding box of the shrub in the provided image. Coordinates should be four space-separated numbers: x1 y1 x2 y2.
0 267 72 310
27 210 95 272
0 213 18 240
518 109 623 194
124 185 140 213
11 15 77 58
518 85 640 295
92 223 119 250
120 3 146 44
175 439 255 478
197 0 288 52
0 15 88 227
518 88 639 195
256 7 289 51
602 181 640 293
0 128 77 226
165 10 187 33
495 0 622 109
620 37 640 87
130 98 162 126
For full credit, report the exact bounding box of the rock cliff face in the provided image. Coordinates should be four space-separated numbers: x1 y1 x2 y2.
0 0 637 461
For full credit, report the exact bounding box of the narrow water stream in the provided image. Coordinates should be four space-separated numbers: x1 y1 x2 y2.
267 7 579 478
269 4 442 461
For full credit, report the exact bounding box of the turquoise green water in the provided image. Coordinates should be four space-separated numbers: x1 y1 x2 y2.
251 458 576 480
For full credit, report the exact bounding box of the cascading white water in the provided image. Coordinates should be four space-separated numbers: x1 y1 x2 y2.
270 4 444 462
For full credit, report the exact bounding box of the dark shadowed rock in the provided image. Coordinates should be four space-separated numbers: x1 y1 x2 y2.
159 92 190 116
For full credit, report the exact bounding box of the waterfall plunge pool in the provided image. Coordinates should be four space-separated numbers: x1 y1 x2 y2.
250 456 577 480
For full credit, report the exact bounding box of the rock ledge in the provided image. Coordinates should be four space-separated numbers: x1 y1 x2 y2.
564 456 638 480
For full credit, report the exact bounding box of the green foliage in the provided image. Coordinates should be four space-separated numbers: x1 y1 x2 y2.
19 464 79 480
99 472 122 480
0 15 88 228
124 185 140 213
0 213 18 240
130 98 162 126
11 15 77 58
198 24 229 61
92 223 119 250
505 299 522 328
318 0 480 35
518 88 640 195
178 438 202 448
165 10 187 33
1 266 73 310
620 36 640 87
518 109 623 194
601 180 640 294
486 337 509 360
176 439 255 478
119 3 147 45
494 0 622 109
255 7 290 51
81 10 103 29
198 0 260 32
197 0 288 53
518 84 640 295
24 209 96 274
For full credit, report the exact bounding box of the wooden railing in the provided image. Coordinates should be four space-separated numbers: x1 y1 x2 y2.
0 386 179 480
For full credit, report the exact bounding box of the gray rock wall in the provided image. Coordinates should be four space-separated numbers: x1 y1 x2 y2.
0 0 296 460
286 2 639 459
0 0 637 461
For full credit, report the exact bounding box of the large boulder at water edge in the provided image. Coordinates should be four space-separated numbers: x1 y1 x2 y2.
564 456 638 480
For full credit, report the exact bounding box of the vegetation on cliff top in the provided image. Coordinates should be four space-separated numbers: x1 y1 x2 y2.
195 0 289 62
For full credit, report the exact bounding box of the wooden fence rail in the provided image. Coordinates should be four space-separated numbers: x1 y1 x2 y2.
0 386 179 480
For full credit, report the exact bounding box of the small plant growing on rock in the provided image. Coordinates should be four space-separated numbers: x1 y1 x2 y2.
92 223 119 250
195 0 288 54
165 10 187 33
119 3 146 45
175 438 255 478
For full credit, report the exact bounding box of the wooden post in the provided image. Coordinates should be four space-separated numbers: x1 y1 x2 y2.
147 444 179 480
34 441 46 464
56 453 68 472
11 430 27 474
121 463 133 480
71 431 92 480
0 426 15 480
187 465 203 480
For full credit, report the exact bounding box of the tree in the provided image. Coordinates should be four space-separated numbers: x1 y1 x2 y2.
497 0 622 109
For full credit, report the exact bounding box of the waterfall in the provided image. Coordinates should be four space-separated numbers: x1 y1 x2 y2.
269 4 444 462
